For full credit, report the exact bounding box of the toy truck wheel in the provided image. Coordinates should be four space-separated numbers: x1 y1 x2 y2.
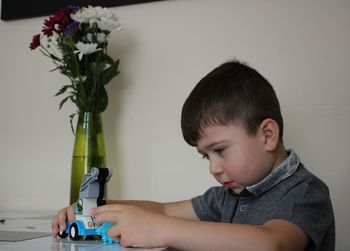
69 223 82 240
58 230 68 238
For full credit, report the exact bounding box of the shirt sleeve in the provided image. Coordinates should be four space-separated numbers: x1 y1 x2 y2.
191 186 228 222
266 176 335 251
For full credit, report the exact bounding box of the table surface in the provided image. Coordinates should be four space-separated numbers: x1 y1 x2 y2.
0 236 167 251
0 211 168 251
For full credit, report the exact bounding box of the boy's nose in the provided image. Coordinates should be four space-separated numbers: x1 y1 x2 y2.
209 162 223 175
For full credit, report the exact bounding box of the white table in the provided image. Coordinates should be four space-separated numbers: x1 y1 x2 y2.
0 235 168 251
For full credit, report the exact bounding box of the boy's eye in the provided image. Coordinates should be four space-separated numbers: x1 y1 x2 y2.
214 147 225 155
201 154 209 160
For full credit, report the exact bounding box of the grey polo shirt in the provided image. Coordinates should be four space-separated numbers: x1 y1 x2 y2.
191 150 335 251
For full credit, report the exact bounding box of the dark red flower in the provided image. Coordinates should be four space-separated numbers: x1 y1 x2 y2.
53 7 70 23
41 6 74 37
29 34 41 50
42 27 54 37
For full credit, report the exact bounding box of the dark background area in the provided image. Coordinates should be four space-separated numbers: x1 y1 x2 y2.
1 0 164 20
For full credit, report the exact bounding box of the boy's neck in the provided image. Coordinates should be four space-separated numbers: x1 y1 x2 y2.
272 143 288 171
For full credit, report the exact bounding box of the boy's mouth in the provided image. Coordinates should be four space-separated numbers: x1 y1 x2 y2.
223 181 235 189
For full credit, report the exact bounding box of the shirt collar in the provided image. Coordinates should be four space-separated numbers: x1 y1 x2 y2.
246 149 300 196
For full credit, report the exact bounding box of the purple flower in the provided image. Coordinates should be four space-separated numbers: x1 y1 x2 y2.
62 21 80 37
68 5 79 14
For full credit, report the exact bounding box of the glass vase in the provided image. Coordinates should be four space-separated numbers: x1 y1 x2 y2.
70 112 107 204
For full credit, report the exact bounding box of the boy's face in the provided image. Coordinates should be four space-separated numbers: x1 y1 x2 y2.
196 124 276 194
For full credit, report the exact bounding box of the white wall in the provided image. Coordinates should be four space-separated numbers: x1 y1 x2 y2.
0 0 349 250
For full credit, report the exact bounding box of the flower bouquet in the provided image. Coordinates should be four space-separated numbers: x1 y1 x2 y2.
30 5 122 130
29 5 122 203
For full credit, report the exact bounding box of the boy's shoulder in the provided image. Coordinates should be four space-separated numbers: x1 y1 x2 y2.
289 163 329 191
269 160 330 202
247 149 329 197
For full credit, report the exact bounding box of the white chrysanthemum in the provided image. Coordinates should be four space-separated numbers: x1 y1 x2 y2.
71 7 93 23
97 17 122 32
74 41 101 60
97 33 107 43
71 6 121 32
86 33 93 42
93 6 114 19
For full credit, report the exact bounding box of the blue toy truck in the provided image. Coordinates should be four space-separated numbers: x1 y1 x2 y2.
58 167 115 242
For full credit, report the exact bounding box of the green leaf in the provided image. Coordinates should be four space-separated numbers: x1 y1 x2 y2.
63 46 81 78
69 112 78 135
49 54 61 61
98 87 108 112
74 94 86 111
50 67 60 72
55 85 71 96
100 59 120 86
58 95 71 109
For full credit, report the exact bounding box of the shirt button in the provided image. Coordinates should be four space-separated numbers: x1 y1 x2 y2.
239 204 247 213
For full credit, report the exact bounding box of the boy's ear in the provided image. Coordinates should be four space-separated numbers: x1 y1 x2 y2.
259 118 280 151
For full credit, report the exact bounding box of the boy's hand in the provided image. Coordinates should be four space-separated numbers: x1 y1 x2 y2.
51 203 76 237
90 204 168 248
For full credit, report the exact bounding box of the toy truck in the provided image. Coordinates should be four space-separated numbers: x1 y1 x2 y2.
58 167 112 240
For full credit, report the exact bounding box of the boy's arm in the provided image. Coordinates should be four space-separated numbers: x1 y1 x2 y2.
92 204 308 251
106 199 198 220
162 217 308 251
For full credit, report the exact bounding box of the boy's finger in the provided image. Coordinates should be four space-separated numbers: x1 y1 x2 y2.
107 225 122 241
67 204 76 222
94 212 120 226
57 210 67 232
90 204 125 215
51 217 59 236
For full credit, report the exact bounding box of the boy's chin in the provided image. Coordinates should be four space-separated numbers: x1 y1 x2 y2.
231 188 244 194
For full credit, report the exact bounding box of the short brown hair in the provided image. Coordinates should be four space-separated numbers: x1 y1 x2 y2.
181 59 284 146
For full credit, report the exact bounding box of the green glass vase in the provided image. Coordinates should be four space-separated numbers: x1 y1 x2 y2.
70 112 107 204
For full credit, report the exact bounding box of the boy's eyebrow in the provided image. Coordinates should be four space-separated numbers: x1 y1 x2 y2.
197 140 228 153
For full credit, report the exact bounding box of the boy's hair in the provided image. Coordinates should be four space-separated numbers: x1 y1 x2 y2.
181 59 284 146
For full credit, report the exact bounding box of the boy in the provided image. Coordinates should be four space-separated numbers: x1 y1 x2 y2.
52 60 335 251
